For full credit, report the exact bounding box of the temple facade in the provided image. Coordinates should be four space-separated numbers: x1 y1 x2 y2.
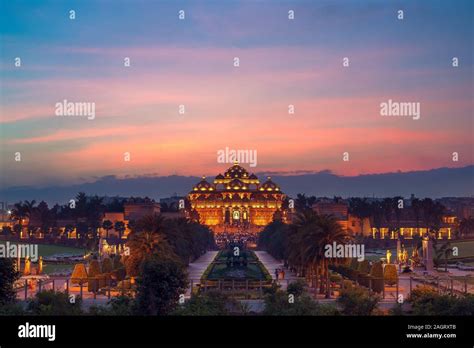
187 163 287 233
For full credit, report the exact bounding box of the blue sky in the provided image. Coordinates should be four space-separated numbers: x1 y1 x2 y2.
1 0 473 186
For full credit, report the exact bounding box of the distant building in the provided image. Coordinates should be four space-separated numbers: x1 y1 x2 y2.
436 197 474 220
99 197 160 238
124 197 160 221
187 162 288 233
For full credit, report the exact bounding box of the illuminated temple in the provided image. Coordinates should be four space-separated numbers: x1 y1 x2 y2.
187 163 288 233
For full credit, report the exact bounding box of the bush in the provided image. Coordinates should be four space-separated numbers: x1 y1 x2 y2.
264 290 340 316
112 267 126 281
342 280 353 289
135 257 187 315
88 277 99 292
287 280 306 297
101 257 113 273
172 291 236 316
337 286 380 315
27 290 82 315
70 264 88 285
89 295 135 315
88 260 101 278
0 258 21 305
348 269 360 281
370 262 384 293
357 260 370 274
408 286 474 315
383 264 398 286
330 274 342 283
0 302 26 315
113 255 125 270
357 274 374 288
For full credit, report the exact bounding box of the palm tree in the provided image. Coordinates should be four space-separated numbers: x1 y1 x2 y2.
36 201 52 237
64 224 75 238
421 198 445 238
114 221 126 240
11 200 36 237
87 196 105 239
370 201 384 238
10 202 27 232
382 198 394 238
459 217 474 238
290 210 349 298
125 214 178 276
295 193 308 212
348 198 371 234
102 220 113 239
412 198 422 232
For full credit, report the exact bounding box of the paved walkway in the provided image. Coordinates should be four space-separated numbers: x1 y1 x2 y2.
185 250 218 296
254 250 298 290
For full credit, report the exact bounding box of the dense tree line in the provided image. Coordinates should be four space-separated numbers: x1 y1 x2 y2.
259 210 350 298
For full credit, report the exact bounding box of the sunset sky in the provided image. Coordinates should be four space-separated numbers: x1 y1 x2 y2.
1 0 473 187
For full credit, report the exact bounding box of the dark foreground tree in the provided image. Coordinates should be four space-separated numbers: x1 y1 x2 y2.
135 257 187 315
27 290 83 315
0 258 20 305
336 286 380 315
172 291 242 316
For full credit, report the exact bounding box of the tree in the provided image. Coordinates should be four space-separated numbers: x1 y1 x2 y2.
383 264 398 286
290 211 348 298
369 262 384 293
10 201 29 236
459 217 474 237
35 201 52 236
102 220 113 239
263 289 339 316
64 224 75 238
125 214 178 276
172 291 237 316
76 222 88 240
408 285 474 316
1 226 12 236
12 224 22 236
370 201 384 238
135 257 187 315
27 290 83 315
0 258 20 305
421 198 445 237
114 221 126 239
337 286 379 315
348 198 371 234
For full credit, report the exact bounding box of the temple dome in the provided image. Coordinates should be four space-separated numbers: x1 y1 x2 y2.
260 177 280 191
194 176 213 191
228 178 246 190
224 163 249 179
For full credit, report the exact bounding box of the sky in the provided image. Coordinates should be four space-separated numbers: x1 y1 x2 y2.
1 0 473 188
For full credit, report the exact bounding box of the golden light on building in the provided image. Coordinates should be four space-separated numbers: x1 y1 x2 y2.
187 162 287 233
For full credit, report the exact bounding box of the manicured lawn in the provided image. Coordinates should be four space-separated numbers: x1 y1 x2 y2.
214 250 258 262
206 263 267 280
43 263 74 275
0 241 85 257
202 250 272 281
